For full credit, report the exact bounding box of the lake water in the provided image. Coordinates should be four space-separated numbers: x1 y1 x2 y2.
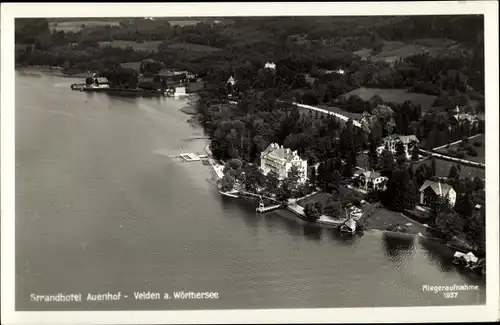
15 71 486 311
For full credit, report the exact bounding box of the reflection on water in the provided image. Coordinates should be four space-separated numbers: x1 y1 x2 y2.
382 232 416 258
15 72 486 311
302 223 323 242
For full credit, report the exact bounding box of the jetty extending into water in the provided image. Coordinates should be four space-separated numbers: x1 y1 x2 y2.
70 83 188 98
256 204 282 213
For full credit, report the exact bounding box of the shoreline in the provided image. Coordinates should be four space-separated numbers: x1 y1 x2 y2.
16 65 91 78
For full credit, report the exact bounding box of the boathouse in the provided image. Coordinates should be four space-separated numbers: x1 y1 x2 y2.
340 218 357 234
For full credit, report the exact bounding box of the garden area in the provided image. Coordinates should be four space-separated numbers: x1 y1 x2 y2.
297 186 363 220
412 157 485 180
165 42 222 53
363 204 429 236
341 87 437 111
435 134 485 164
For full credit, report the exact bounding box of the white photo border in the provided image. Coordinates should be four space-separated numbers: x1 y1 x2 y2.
1 1 499 324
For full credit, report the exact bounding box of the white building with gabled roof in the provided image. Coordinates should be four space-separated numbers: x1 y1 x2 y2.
260 143 308 183
227 76 236 86
264 62 276 70
419 180 457 207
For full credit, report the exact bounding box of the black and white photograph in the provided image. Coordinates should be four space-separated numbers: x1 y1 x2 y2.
1 2 499 324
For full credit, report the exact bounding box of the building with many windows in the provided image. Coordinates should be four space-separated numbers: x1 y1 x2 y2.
260 143 308 183
377 134 420 158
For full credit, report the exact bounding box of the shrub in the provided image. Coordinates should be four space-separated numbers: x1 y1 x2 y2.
303 201 323 222
456 151 466 159
467 147 478 156
364 190 380 203
473 141 482 147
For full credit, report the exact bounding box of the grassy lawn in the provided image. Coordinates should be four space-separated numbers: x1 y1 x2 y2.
166 43 222 53
356 152 371 170
99 40 163 52
167 19 202 27
297 192 333 208
364 206 429 235
435 134 485 164
49 20 121 32
354 39 460 64
358 152 485 180
342 87 437 111
413 157 485 179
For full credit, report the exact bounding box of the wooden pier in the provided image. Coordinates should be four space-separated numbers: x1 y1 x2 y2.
256 203 282 213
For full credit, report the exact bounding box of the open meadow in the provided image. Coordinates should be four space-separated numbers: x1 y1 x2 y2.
49 19 122 32
363 205 429 235
97 40 222 53
342 87 437 111
413 157 485 180
165 42 222 52
357 152 485 180
98 40 163 51
354 38 460 64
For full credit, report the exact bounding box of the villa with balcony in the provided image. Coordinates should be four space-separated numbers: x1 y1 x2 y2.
260 143 308 183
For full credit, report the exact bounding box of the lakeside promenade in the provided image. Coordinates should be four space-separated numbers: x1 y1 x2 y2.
204 148 346 227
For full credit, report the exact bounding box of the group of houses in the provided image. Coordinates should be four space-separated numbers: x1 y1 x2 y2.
260 137 460 215
450 105 483 128
352 132 462 209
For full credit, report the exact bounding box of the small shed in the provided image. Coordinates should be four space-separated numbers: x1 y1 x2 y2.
340 218 357 234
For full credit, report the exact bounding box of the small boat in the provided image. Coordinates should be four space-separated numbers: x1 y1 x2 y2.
338 209 358 234
452 251 466 265
218 190 239 198
453 251 481 270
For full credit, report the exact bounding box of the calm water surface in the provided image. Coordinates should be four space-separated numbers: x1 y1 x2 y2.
15 71 486 310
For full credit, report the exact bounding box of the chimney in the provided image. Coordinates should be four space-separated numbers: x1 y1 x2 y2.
438 182 442 196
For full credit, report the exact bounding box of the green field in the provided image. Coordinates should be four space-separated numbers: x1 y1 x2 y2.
357 151 485 179
435 134 485 164
364 206 428 235
342 87 437 111
167 19 202 27
49 20 121 32
100 41 222 53
298 192 334 208
414 157 485 180
166 43 222 53
354 38 460 64
356 152 370 170
98 40 163 52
